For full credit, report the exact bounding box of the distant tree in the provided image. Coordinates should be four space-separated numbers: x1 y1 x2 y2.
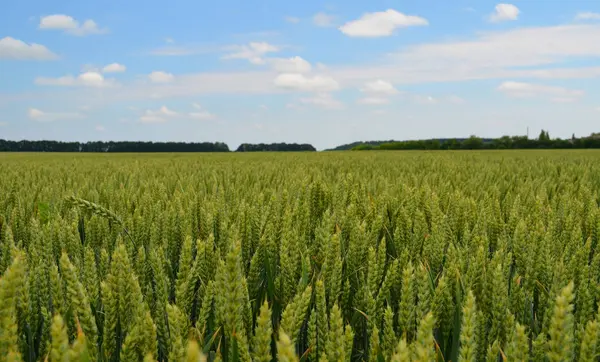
461 135 484 150
538 129 551 142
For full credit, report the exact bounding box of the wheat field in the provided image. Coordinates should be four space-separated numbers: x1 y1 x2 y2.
1 150 600 361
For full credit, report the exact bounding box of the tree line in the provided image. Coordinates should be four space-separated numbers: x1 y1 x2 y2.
235 143 316 152
350 131 600 151
0 140 317 152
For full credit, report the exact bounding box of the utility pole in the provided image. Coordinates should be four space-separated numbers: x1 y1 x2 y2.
526 126 529 139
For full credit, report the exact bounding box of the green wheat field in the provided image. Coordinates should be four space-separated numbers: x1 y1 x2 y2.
2 150 600 362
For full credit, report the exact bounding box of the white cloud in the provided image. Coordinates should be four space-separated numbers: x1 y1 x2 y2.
18 25 600 106
269 56 312 73
339 9 428 37
39 14 107 36
35 71 115 87
0 121 7 127
497 81 584 102
28 108 84 122
0 37 57 60
79 72 106 86
149 71 175 83
329 24 600 85
102 63 126 73
489 4 520 23
259 104 269 110
139 106 179 123
140 105 216 123
95 125 105 131
576 12 600 20
372 109 386 115
285 16 300 24
357 97 390 105
39 14 78 29
274 73 339 92
313 12 335 27
360 79 399 95
358 80 398 105
222 42 279 64
300 93 344 109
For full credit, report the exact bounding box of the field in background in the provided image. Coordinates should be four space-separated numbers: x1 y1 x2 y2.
1 150 600 361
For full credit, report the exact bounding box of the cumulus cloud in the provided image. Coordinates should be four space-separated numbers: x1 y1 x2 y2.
497 81 584 102
489 4 520 23
148 71 175 83
300 93 344 109
222 42 279 64
269 56 312 73
39 14 107 36
140 105 215 123
357 80 399 105
360 79 399 95
576 12 600 20
28 108 84 122
339 9 428 37
274 73 339 92
139 106 179 123
35 71 116 87
102 63 126 73
0 37 57 60
313 12 335 27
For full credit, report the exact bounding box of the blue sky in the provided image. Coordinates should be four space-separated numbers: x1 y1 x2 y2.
1 0 600 150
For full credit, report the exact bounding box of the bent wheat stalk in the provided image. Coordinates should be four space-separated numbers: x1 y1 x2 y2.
64 195 135 246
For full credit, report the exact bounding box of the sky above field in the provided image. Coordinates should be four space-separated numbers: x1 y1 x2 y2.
1 1 600 150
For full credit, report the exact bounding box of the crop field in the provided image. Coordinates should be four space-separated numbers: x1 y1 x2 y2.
2 150 600 362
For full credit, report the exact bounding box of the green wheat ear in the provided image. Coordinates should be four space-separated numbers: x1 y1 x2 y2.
184 339 207 362
64 195 122 225
50 314 69 362
458 290 478 362
253 300 273 362
413 312 436 362
277 329 299 362
0 253 25 361
390 337 411 362
546 281 575 362
578 320 598 362
64 195 134 245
